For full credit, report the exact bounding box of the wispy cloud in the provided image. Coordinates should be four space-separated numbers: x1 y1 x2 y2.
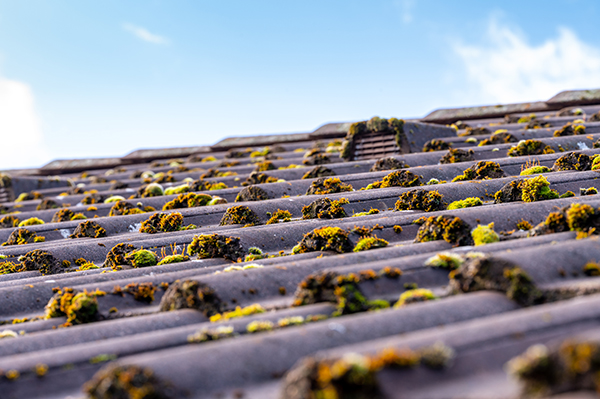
123 23 169 45
0 77 48 169
452 18 600 103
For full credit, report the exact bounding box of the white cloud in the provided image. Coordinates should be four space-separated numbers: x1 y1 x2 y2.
453 19 600 103
123 23 169 45
0 77 48 170
394 0 415 23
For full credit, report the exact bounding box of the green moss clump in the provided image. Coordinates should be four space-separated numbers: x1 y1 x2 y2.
120 282 156 303
36 198 59 210
293 271 388 316
566 203 596 231
303 153 331 166
292 227 352 254
439 148 475 164
393 225 403 233
123 249 158 268
394 288 437 307
15 191 43 202
352 209 380 217
521 175 559 202
516 219 533 230
583 262 600 276
520 166 551 176
84 364 178 399
157 254 189 265
159 279 223 316
471 222 500 246
422 139 451 152
414 215 473 246
210 303 265 322
208 196 227 205
580 187 598 196
164 184 190 196
452 161 505 182
508 140 554 157
552 152 593 171
243 171 279 185
366 170 421 190
424 252 481 270
353 236 388 252
302 197 348 219
0 215 20 228
2 228 45 246
255 160 275 172
235 185 270 202
45 288 101 326
69 220 107 239
494 179 525 203
301 166 335 179
450 256 543 306
458 126 491 137
553 123 586 137
51 208 75 223
477 130 517 146
140 183 164 197
266 209 292 225
103 243 136 270
162 193 212 210
108 201 145 217
306 177 353 195
187 234 245 261
17 250 61 275
369 157 408 172
447 197 483 210
18 217 44 227
250 147 271 158
0 261 25 275
220 205 260 226
103 195 125 204
139 212 185 234
395 189 444 212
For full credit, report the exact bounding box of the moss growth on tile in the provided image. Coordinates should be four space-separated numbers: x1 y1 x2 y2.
243 171 279 185
210 303 265 322
235 185 270 202
471 222 499 246
552 152 593 171
452 161 505 182
84 364 179 399
164 184 190 196
301 165 335 179
292 227 352 254
108 201 145 217
306 177 353 195
583 261 600 276
69 220 107 239
393 225 403 233
139 212 186 234
254 160 275 172
220 205 260 226
0 215 20 228
187 325 235 343
439 148 475 164
2 228 45 246
18 217 44 227
516 219 533 230
477 131 517 146
302 197 348 219
553 123 586 137
447 197 483 210
450 256 543 306
458 126 491 137
395 189 444 212
422 139 451 152
520 175 559 202
187 234 245 261
353 236 388 252
159 279 223 316
494 179 525 203
117 282 156 303
520 165 551 175
162 193 212 210
45 287 103 326
394 288 437 307
366 170 421 190
369 157 408 172
266 209 292 224
580 187 598 196
124 249 158 268
36 198 59 211
414 215 473 246
157 254 189 265
508 140 554 157
103 243 136 270
353 209 380 217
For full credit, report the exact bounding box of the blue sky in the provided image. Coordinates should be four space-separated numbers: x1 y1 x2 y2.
0 0 599 169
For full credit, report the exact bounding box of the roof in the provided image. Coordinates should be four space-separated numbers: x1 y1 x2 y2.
1 88 600 398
